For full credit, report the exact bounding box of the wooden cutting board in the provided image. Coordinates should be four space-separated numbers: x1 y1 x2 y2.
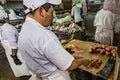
63 39 119 80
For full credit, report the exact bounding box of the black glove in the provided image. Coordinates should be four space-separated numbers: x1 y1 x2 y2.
11 55 22 65
96 58 116 79
65 48 74 54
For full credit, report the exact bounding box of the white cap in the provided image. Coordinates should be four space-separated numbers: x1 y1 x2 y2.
76 3 82 8
0 5 8 21
23 0 62 14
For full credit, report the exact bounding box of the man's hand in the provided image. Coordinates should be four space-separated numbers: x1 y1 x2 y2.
72 52 84 59
80 58 90 66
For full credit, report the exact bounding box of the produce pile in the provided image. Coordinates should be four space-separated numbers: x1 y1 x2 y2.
88 44 117 57
48 23 85 40
89 59 102 69
49 23 84 34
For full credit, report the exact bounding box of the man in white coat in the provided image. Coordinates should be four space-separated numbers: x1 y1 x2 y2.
0 2 22 65
0 3 30 77
71 0 87 27
18 0 90 80
94 0 120 46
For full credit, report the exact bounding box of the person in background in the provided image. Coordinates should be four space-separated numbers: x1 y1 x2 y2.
71 0 87 27
94 0 120 46
71 0 83 27
0 2 22 65
103 0 120 46
0 2 31 77
18 0 90 80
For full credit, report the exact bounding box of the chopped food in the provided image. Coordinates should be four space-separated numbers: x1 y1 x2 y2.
89 59 102 68
88 44 117 57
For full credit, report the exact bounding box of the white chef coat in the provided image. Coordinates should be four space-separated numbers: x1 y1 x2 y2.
18 17 74 80
71 5 83 23
71 0 87 23
0 23 31 77
1 23 19 49
72 0 79 6
94 9 116 45
72 0 83 23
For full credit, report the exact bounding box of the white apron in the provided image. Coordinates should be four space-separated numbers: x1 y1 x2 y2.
36 69 71 80
0 39 30 77
95 27 114 45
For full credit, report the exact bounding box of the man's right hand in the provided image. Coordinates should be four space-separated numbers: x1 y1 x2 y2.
80 58 90 66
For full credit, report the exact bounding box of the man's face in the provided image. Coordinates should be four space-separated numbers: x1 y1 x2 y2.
42 5 54 27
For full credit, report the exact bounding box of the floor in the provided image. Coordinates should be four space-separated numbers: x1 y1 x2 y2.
0 44 30 80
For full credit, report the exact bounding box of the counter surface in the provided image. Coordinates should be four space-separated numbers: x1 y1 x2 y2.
64 39 119 80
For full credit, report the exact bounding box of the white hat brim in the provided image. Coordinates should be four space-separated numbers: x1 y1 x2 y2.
48 0 62 5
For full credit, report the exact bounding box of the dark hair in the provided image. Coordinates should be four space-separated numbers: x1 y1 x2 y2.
41 3 55 12
25 3 54 15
